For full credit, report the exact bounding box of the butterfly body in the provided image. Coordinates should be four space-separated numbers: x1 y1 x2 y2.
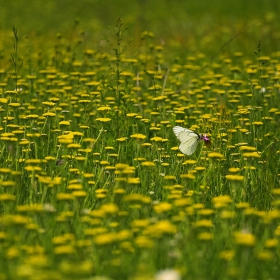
173 126 210 155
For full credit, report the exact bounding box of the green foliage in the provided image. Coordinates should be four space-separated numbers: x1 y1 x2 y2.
0 5 279 280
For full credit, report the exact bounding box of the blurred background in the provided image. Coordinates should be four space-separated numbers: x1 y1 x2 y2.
0 0 279 58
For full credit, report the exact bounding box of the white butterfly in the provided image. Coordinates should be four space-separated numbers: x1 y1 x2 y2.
173 126 210 155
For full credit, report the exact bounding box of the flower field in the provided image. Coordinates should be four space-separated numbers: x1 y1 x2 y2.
0 1 280 279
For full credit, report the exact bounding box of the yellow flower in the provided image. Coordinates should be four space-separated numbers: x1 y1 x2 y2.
42 101 56 107
264 238 278 248
12 130 24 136
25 114 39 119
131 219 150 228
126 113 138 117
100 160 110 165
258 56 270 62
197 232 213 241
234 231 256 246
130 133 146 140
124 194 150 204
151 220 177 235
243 166 256 170
149 84 162 90
39 176 62 187
228 167 240 173
78 99 91 104
59 120 70 126
256 250 273 261
54 245 75 255
123 166 136 174
150 136 163 142
97 106 111 111
44 156 56 162
141 161 155 167
272 188 280 195
127 177 141 184
115 163 130 170
43 112 56 117
86 81 101 87
0 232 7 240
117 229 132 241
163 175 176 180
67 183 83 190
0 194 16 201
19 139 30 145
96 117 111 122
182 160 197 165
49 97 60 102
6 247 19 259
174 198 192 207
89 208 106 218
154 202 172 213
17 204 43 212
58 133 74 144
0 168 11 174
5 90 18 95
180 173 195 180
93 189 106 199
193 219 213 228
236 202 250 209
213 197 231 208
225 175 244 181
208 152 224 159
212 195 232 208
0 181 15 187
67 143 81 149
1 214 29 226
72 190 87 197
135 236 154 248
194 166 206 171
242 152 261 158
141 142 152 147
0 97 8 103
25 159 46 165
101 203 119 215
56 193 74 201
133 158 146 162
220 210 235 219
239 146 257 151
0 136 17 142
116 137 128 142
25 166 42 172
219 250 235 261
197 209 214 216
252 121 263 125
262 209 280 223
94 232 117 245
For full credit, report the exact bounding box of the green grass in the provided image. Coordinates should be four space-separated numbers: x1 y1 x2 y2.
0 2 280 280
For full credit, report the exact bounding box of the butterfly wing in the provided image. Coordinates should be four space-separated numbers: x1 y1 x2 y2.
173 126 194 141
173 126 200 155
179 137 199 155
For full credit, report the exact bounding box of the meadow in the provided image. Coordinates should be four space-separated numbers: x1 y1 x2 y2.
0 1 280 279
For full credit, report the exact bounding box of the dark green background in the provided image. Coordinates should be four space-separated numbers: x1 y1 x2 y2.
0 0 279 57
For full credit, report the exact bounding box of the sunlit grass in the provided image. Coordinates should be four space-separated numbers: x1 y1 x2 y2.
0 12 279 280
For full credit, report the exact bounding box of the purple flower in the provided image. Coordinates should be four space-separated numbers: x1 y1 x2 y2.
200 134 209 141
